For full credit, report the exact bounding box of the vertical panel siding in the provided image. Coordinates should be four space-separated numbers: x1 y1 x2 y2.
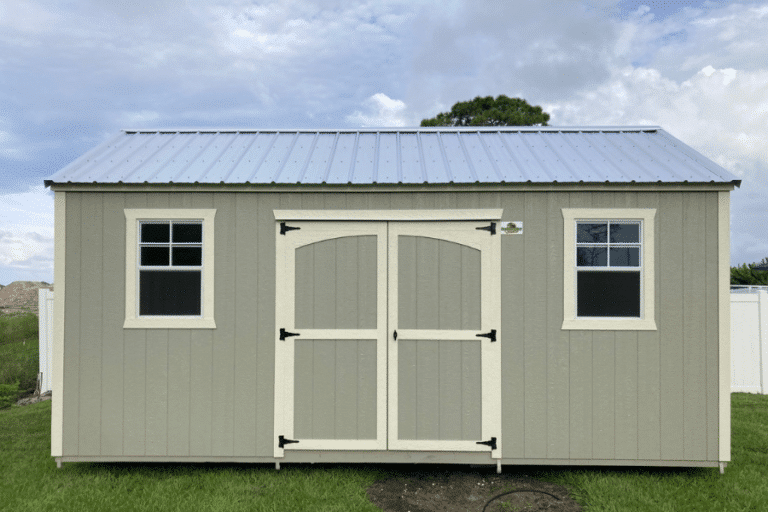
63 193 81 456
682 192 707 460
294 339 377 439
79 193 103 455
546 193 569 459
167 330 191 455
636 192 661 459
500 192 526 458
60 188 721 465
295 236 377 329
523 192 548 458
398 339 482 441
211 193 236 456
101 193 125 455
145 330 168 455
189 193 214 456
255 190 278 457
658 193 685 460
233 193 258 456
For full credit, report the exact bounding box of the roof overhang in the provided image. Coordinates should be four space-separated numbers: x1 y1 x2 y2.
45 180 740 193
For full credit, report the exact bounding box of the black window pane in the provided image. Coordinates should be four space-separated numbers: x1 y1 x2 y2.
141 223 170 243
577 271 640 317
610 247 640 267
173 223 202 243
141 246 169 266
577 247 607 266
610 223 640 243
139 271 201 316
577 223 607 243
172 247 202 266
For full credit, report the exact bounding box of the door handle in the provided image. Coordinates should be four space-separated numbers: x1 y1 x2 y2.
393 330 397 341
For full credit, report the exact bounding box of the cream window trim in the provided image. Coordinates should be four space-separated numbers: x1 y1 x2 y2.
562 208 656 331
273 209 503 221
124 209 216 329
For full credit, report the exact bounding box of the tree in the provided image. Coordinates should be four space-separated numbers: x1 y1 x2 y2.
420 95 550 127
731 257 768 285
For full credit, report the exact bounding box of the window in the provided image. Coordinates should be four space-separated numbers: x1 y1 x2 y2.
124 209 216 329
562 208 656 331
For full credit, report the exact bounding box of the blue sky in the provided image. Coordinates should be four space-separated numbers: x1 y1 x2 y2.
1 0 766 284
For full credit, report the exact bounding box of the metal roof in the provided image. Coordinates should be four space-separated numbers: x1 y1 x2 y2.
45 127 740 186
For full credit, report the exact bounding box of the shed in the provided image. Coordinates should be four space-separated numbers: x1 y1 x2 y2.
45 126 740 473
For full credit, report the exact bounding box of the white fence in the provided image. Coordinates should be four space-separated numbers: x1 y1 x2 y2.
731 289 768 394
32 288 768 395
38 288 54 394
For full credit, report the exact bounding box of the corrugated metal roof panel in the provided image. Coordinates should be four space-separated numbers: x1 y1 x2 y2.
46 127 741 185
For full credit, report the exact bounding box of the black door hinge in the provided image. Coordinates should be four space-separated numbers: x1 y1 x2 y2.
476 329 497 342
279 435 299 448
280 222 300 235
476 437 497 450
393 330 397 341
280 328 300 341
476 222 496 235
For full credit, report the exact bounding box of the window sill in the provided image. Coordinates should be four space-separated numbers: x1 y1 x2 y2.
561 318 657 331
123 317 216 329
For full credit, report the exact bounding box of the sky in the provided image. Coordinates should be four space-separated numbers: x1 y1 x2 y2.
0 0 766 285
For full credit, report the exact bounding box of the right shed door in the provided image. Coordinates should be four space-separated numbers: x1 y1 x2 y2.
387 222 501 458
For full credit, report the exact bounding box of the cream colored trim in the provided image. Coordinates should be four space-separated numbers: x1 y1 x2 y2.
285 439 384 451
275 222 388 456
49 183 738 193
51 192 65 457
273 209 504 221
388 221 502 458
392 440 493 451
274 222 287 458
123 209 216 329
561 208 657 331
718 191 731 462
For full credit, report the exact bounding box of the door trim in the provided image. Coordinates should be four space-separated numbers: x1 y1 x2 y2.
274 221 388 457
274 209 503 221
387 221 502 458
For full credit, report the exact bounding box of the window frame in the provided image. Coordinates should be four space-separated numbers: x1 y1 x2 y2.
562 208 656 331
124 209 216 329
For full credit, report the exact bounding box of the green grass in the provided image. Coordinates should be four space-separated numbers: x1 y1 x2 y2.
1 394 766 511
0 312 39 404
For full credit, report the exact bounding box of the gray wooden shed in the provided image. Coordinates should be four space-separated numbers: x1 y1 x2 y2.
45 126 740 473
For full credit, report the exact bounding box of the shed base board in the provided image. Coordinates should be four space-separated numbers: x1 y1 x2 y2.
55 454 722 469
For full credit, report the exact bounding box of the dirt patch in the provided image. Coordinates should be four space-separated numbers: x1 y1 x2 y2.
366 466 582 512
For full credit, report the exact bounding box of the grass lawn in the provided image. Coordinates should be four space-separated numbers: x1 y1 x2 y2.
0 393 767 511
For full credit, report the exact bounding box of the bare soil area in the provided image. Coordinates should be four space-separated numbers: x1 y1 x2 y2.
366 465 582 512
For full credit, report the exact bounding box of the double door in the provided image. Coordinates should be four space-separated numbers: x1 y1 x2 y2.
274 220 501 458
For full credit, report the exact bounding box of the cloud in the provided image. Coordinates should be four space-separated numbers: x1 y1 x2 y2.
346 93 410 127
0 185 54 281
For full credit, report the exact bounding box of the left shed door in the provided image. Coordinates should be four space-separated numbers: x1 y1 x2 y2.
274 221 388 456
